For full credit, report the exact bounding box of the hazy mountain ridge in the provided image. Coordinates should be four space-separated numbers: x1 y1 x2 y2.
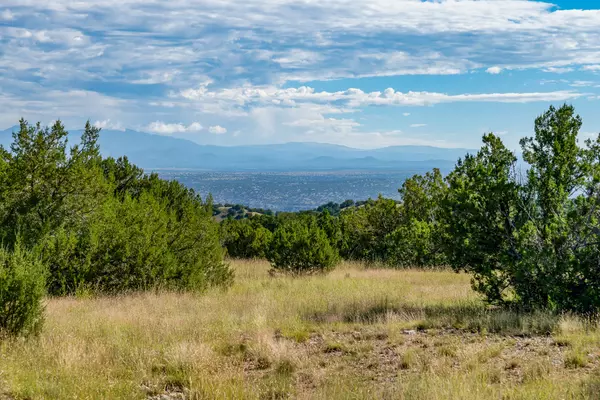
0 126 472 171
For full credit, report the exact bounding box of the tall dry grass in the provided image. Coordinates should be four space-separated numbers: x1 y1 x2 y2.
0 260 599 399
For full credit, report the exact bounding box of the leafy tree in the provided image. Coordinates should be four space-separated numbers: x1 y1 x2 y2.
340 199 355 209
0 120 232 296
521 105 586 222
102 156 144 198
399 169 446 224
515 104 600 311
221 218 273 258
253 214 280 232
339 196 401 262
0 120 107 248
267 219 339 274
0 242 46 338
445 104 600 312
387 168 447 267
41 183 231 295
444 133 521 304
317 209 343 248
386 219 445 268
316 202 341 216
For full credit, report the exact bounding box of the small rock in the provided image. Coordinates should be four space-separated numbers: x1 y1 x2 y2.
403 330 417 335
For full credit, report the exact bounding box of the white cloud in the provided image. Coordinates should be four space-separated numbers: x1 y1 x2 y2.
4 0 594 41
570 80 600 88
403 113 411 117
3 27 90 46
132 70 180 85
539 79 570 85
94 119 125 131
168 83 587 147
145 121 203 135
1 9 14 20
273 50 323 67
179 84 584 110
3 0 600 91
543 67 575 74
208 125 227 134
539 79 600 88
0 88 128 128
300 128 463 149
351 89 583 106
3 0 600 148
285 117 360 132
486 66 502 74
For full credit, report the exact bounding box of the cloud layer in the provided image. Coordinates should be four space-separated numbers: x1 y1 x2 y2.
1 1 600 147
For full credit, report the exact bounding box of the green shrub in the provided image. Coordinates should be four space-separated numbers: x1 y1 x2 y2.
339 196 401 262
386 219 445 268
221 218 273 258
41 193 232 295
267 220 339 274
0 244 46 338
0 120 232 297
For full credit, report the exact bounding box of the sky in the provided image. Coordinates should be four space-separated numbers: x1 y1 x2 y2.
1 0 600 149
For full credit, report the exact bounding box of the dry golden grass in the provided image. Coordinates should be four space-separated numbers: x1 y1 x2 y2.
1 259 600 399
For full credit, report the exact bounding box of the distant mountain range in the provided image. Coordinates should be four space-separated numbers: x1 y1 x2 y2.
0 126 473 171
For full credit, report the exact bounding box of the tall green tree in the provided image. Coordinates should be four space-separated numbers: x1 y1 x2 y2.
387 168 447 267
445 104 600 312
339 196 401 262
0 120 107 247
0 242 46 338
516 105 600 311
444 133 521 304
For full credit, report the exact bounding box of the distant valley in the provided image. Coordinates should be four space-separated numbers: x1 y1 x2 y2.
157 170 425 211
0 125 472 210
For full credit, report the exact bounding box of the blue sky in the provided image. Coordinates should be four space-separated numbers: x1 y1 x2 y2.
1 1 600 149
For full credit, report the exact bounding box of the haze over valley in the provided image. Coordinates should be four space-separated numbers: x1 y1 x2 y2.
0 126 467 172
1 126 465 210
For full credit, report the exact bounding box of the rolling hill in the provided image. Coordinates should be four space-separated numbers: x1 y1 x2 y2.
0 126 472 171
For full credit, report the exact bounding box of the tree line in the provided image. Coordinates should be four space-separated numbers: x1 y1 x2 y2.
222 104 600 314
3 104 600 338
0 120 231 337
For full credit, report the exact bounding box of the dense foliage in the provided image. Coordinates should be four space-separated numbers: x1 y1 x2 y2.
0 243 46 338
445 105 600 312
223 105 600 313
221 218 273 259
4 103 600 338
0 120 232 335
267 219 339 274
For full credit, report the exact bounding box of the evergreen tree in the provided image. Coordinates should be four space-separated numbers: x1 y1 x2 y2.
267 219 339 274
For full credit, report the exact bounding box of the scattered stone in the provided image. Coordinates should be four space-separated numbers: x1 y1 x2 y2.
403 330 417 335
147 392 185 400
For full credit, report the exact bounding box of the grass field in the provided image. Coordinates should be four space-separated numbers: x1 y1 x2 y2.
1 260 600 399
